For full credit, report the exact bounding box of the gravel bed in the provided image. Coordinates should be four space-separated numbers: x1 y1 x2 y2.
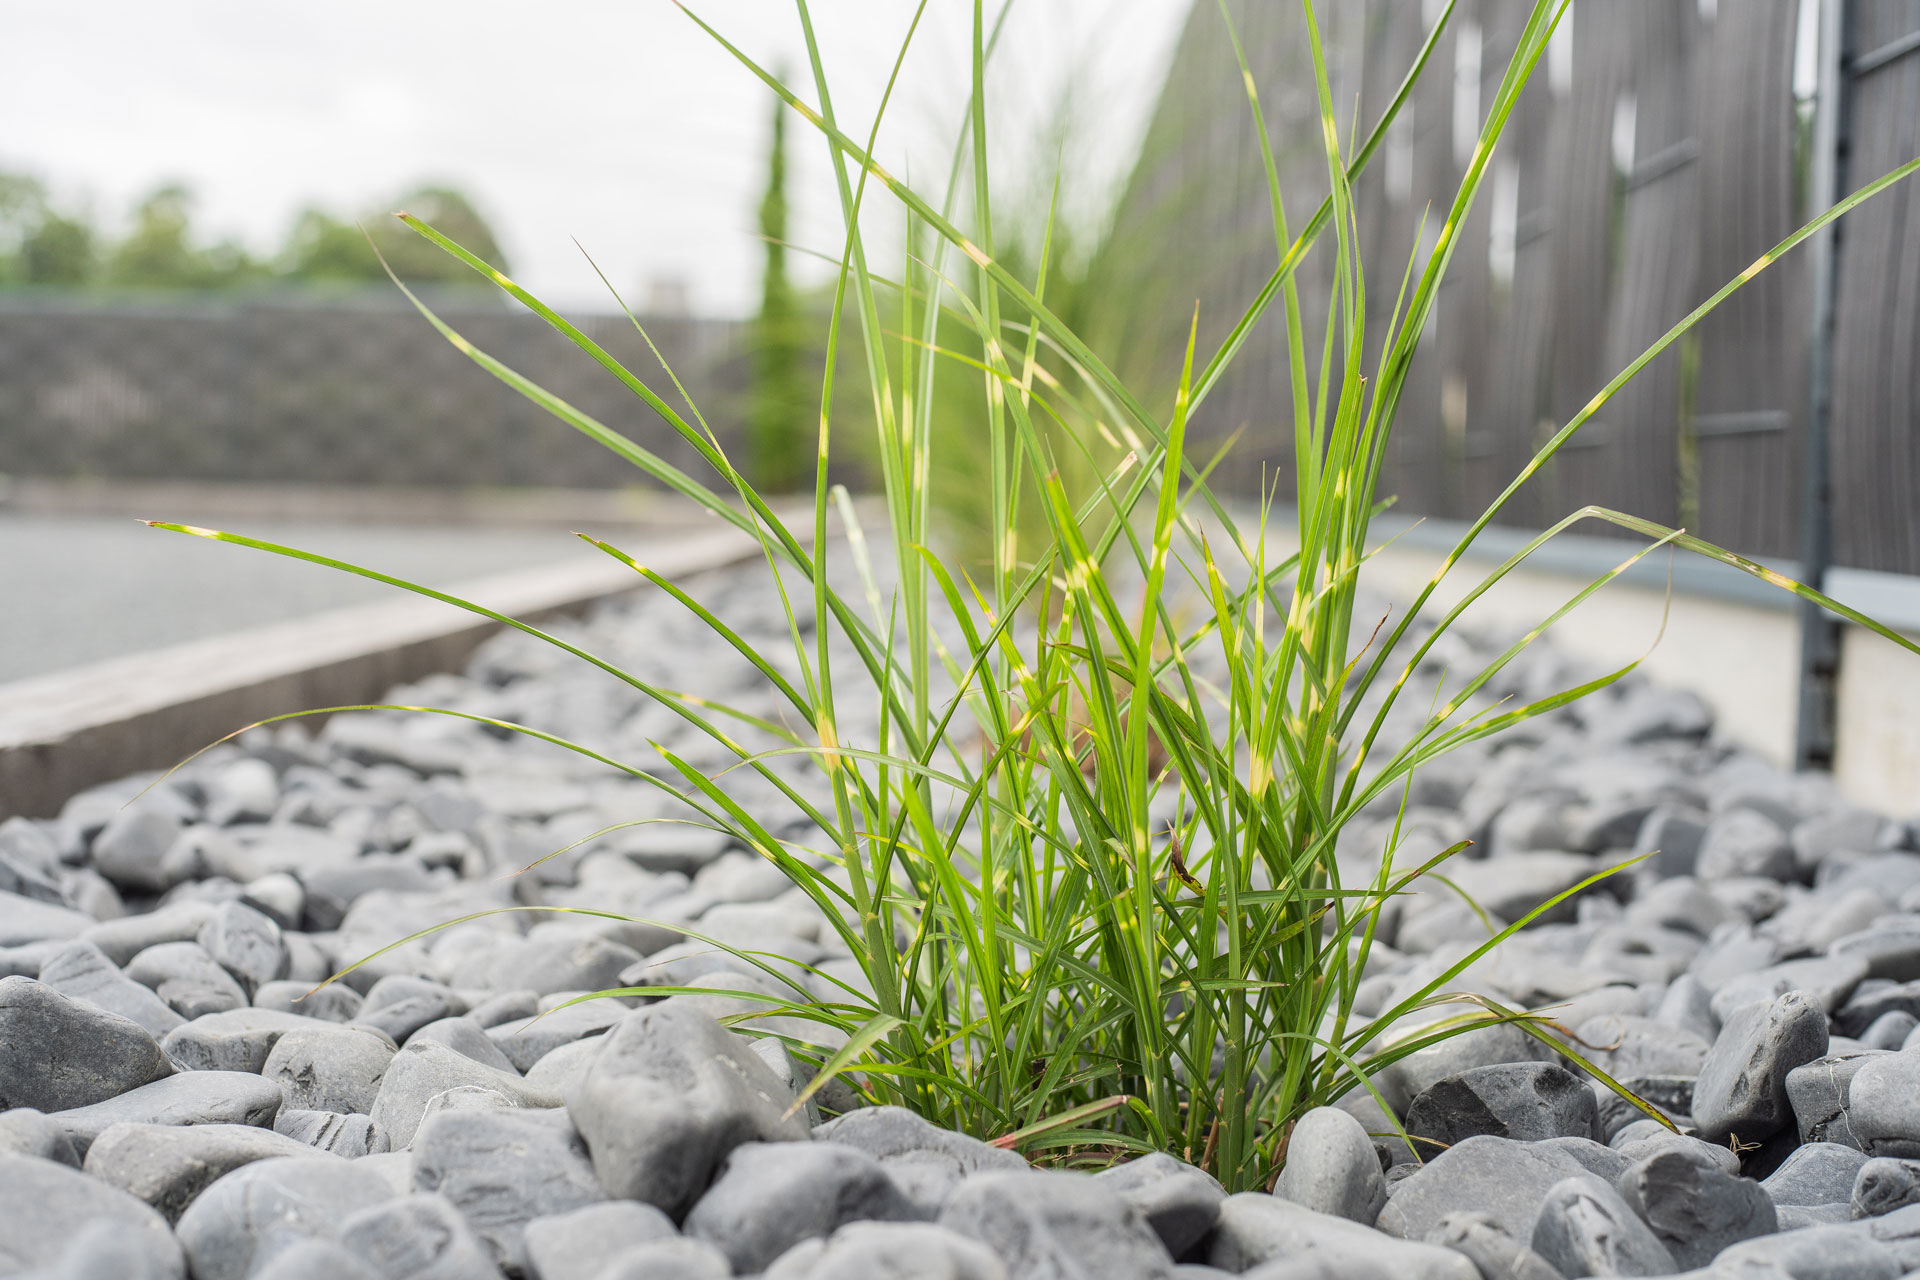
4 559 1920 1279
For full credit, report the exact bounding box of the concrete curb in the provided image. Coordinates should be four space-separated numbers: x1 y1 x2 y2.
0 523 769 819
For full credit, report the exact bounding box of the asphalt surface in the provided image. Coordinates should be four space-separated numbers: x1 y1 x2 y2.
0 514 611 684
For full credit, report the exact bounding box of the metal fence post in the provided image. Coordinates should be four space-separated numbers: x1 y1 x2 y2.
1794 0 1852 772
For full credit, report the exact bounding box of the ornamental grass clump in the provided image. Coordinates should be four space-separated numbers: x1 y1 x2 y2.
154 0 1920 1191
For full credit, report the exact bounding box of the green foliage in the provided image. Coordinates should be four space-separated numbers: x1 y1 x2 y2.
0 173 97 287
104 184 264 289
750 87 812 491
158 0 1920 1190
276 186 512 284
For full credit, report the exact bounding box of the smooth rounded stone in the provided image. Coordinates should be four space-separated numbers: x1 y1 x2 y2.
338 1191 503 1279
1271 1106 1386 1224
1852 1157 1920 1218
1206 1193 1476 1279
164 1007 336 1073
524 1035 603 1099
1847 1053 1920 1157
478 930 641 998
369 1040 562 1150
1778 1202 1854 1229
208 759 280 826
91 804 188 894
1650 972 1719 1044
1528 1173 1675 1278
613 822 732 876
1377 1135 1596 1242
593 1238 733 1280
356 985 464 1044
1613 1129 1741 1177
1375 1019 1554 1113
0 822 71 907
250 1241 380 1280
1624 876 1733 939
1688 921 1786 990
464 988 538 1029
1763 1141 1872 1207
762 1221 1007 1280
253 979 364 1023
298 857 443 932
1634 806 1708 878
1423 1211 1566 1280
0 940 61 978
409 1016 519 1073
262 1025 398 1114
80 901 216 965
519 1200 676 1280
1697 808 1796 882
1692 989 1830 1146
198 900 289 992
1714 1223 1902 1279
1405 1062 1598 1154
0 1106 81 1165
568 999 808 1215
240 873 305 933
81 1121 332 1223
939 1169 1175 1280
485 1000 625 1072
126 941 249 1018
176 1156 393 1280
1789 1050 1892 1146
1095 1152 1228 1257
0 1154 185 1278
812 1105 1029 1218
412 1107 604 1266
1834 980 1920 1038
685 1139 917 1272
12 1218 187 1280
1616 1145 1777 1267
1535 1136 1634 1184
1442 853 1602 925
35 938 186 1037
0 975 173 1111
1593 1076 1696 1142
1829 915 1920 982
52 1071 284 1157
1861 1010 1918 1051
1709 954 1872 1022
275 1108 386 1157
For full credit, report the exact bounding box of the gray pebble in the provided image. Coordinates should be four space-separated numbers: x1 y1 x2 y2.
253 978 363 1022
761 1221 1006 1280
337 1191 503 1279
250 1241 379 1280
262 1025 397 1114
1096 1152 1229 1257
0 976 173 1112
1208 1193 1476 1278
686 1139 917 1272
1405 1062 1597 1154
80 1120 329 1223
1763 1140 1872 1207
0 1154 185 1278
1615 1145 1776 1267
163 1007 333 1073
1789 1050 1892 1146
940 1170 1175 1280
36 939 184 1037
519 1200 676 1280
1377 1135 1592 1242
126 941 249 1018
1271 1105 1387 1224
413 1107 604 1266
1692 989 1830 1146
1853 1156 1920 1219
1529 1173 1675 1278
1423 1211 1566 1280
368 1040 561 1150
592 1238 732 1280
196 899 288 992
812 1105 1027 1218
90 805 188 894
174 1156 391 1280
51 1070 284 1158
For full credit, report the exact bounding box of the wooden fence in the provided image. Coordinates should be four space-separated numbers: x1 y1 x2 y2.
1101 0 1920 572
0 294 750 490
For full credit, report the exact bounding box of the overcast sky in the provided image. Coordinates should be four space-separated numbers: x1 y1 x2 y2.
5 1 1188 316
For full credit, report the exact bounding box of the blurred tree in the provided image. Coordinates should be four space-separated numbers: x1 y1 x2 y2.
20 213 96 285
104 183 262 289
278 185 510 284
749 92 809 492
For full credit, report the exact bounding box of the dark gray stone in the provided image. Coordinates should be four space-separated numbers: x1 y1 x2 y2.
197 899 287 992
126 941 249 1018
368 1040 561 1149
1635 806 1707 878
409 1016 520 1073
1615 1145 1776 1267
760 1221 1007 1280
1830 915 1920 982
1789 1050 1892 1147
262 1025 397 1114
812 1104 1028 1218
1709 955 1872 1022
1096 1152 1228 1258
567 999 808 1215
253 979 364 1023
1861 1010 1918 1050
939 1169 1175 1280
0 1106 80 1165
1206 1193 1477 1279
80 902 215 965
273 1109 384 1157
412 1107 604 1266
81 1121 330 1223
479 930 641 997
1764 1141 1873 1207
519 1200 676 1280
1405 1062 1597 1155
0 817 72 905
1423 1212 1566 1280
31 938 184 1037
337 1192 503 1279
1853 1157 1920 1219
1375 1019 1554 1113
298 856 442 932
685 1139 918 1272
464 988 538 1029
1715 1223 1902 1279
52 1071 283 1157
1528 1173 1675 1278
486 1000 626 1072
90 805 188 894
0 1154 185 1278
0 975 172 1111
163 1007 333 1073
1692 989 1830 1146
1697 809 1796 881
1376 1135 1594 1242
1271 1105 1386 1224
174 1156 392 1280
1848 1052 1920 1157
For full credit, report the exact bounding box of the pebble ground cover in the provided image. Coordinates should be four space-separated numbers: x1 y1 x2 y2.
9 0 1920 1277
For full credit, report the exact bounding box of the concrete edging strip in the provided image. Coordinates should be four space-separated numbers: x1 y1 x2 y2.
0 523 769 819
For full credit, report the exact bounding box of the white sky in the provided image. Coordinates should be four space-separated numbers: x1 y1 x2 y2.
4 1 1188 317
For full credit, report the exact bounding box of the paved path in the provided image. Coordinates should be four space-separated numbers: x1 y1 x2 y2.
0 514 614 683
